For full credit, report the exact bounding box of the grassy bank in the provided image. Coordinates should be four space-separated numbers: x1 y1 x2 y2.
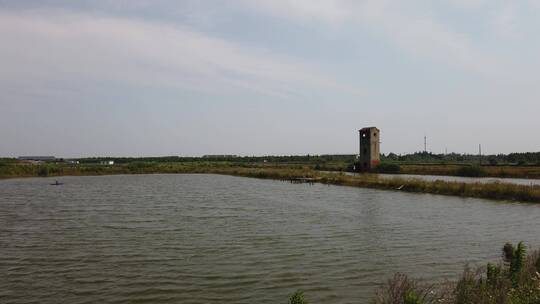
288 242 540 304
2 162 540 203
0 161 234 178
397 164 540 179
217 167 540 203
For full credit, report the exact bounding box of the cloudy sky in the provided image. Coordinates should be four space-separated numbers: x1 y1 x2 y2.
1 0 539 157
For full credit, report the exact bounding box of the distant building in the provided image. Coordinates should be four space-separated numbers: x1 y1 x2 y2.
18 156 56 162
358 127 380 171
100 160 114 165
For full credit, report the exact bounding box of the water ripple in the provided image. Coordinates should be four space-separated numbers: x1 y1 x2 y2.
1 174 540 303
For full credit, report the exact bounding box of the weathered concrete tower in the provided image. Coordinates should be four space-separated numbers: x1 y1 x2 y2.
358 127 380 171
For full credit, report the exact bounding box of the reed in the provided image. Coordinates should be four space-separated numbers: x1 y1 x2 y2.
398 164 540 179
371 243 540 304
288 243 540 303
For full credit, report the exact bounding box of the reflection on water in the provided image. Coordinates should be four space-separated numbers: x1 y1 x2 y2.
1 174 540 303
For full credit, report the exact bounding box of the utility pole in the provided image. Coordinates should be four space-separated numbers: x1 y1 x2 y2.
424 136 427 153
358 130 362 157
479 144 482 165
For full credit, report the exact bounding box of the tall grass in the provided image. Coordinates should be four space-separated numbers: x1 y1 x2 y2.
372 242 540 304
0 161 233 178
372 273 453 304
287 243 540 303
398 164 540 179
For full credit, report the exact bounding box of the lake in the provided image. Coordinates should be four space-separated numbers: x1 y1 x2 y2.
1 174 540 303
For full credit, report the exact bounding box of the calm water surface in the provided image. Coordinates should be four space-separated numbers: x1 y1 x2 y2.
1 174 540 303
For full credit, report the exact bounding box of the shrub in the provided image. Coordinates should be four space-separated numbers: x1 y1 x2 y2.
372 273 439 304
375 163 401 173
37 166 49 177
126 161 157 173
455 166 486 177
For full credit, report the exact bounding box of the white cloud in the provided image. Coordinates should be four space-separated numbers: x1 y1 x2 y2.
245 0 503 75
0 10 358 102
244 0 350 25
447 0 489 10
490 3 518 38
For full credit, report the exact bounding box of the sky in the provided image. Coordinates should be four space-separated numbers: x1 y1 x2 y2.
1 0 539 157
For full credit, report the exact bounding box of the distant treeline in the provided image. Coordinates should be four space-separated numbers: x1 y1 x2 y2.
3 151 540 166
75 151 540 165
383 151 540 165
73 154 357 164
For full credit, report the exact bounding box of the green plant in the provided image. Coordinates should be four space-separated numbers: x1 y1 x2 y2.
453 242 540 303
503 242 527 286
486 263 501 286
404 291 423 304
514 242 527 273
370 243 540 304
288 290 308 304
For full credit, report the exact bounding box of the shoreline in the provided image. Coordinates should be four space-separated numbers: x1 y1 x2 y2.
216 168 540 203
395 163 540 179
3 165 540 203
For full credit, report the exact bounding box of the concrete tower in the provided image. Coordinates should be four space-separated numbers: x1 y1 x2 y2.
358 127 380 171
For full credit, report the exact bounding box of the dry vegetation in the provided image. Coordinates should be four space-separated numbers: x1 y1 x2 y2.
371 242 540 304
288 243 540 304
399 164 540 179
